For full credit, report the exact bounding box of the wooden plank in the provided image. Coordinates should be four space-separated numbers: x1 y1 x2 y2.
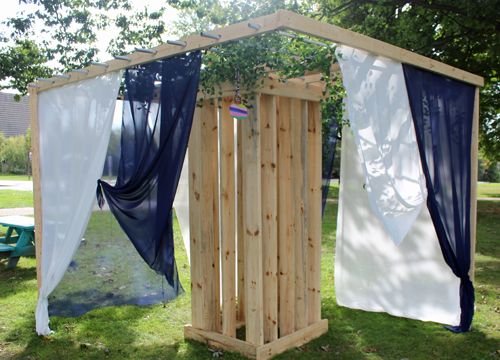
256 319 328 360
278 10 483 87
242 94 264 346
32 10 483 93
31 12 282 92
220 97 237 337
29 87 43 296
189 105 203 329
469 87 480 282
260 94 278 343
201 102 218 331
212 101 221 333
237 117 246 323
306 101 322 325
292 99 308 331
277 96 295 336
184 325 257 358
198 76 324 103
189 101 217 331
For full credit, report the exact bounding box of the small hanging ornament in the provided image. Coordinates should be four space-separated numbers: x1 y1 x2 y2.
230 66 247 120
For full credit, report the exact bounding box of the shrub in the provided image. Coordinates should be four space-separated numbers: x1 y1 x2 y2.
0 128 31 174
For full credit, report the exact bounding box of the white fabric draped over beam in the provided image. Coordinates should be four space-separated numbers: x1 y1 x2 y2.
35 72 123 335
335 128 461 325
336 45 427 246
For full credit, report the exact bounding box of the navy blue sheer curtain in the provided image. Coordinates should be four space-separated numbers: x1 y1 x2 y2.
322 115 339 217
403 64 476 332
96 52 201 294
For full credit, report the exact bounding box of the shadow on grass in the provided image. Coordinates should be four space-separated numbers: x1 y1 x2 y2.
1 202 499 360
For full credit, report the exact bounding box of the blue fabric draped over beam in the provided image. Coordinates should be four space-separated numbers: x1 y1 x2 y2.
403 64 476 332
96 51 202 293
322 106 340 217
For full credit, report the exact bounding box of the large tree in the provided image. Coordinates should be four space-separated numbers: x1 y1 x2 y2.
1 0 499 161
310 0 500 162
167 0 500 162
0 0 170 99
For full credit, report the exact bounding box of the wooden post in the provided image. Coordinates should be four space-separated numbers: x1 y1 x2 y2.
469 87 480 281
292 99 308 331
277 96 295 336
237 119 245 323
307 101 322 325
212 102 221 333
29 87 43 296
260 94 278 343
243 94 264 346
220 97 237 337
189 101 218 331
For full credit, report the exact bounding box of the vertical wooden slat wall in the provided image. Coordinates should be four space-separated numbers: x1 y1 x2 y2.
187 94 326 358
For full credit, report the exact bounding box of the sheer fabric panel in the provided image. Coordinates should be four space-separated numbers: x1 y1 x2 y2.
403 64 476 332
336 46 427 246
36 71 123 335
335 128 460 325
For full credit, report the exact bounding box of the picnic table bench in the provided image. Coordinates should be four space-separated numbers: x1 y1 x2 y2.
0 216 35 269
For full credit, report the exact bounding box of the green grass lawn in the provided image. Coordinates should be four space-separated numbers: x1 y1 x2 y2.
478 183 500 198
1 201 499 360
0 181 496 211
0 174 32 181
0 190 34 209
328 181 499 199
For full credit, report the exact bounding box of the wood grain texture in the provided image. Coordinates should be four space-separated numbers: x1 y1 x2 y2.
256 319 328 360
277 96 295 336
189 102 217 331
29 87 43 296
292 99 308 331
189 105 203 329
306 101 322 325
243 94 264 346
220 97 237 337
212 101 221 333
237 119 246 323
278 10 483 86
31 12 282 92
184 325 257 358
260 94 278 343
469 87 480 282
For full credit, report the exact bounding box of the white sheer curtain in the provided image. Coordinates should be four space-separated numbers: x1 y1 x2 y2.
36 72 123 335
173 155 191 263
335 128 460 325
336 45 427 246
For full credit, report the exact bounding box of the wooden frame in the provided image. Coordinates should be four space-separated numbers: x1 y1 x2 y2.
28 9 483 359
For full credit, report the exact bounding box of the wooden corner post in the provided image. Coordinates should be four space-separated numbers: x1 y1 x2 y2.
469 87 480 282
29 86 43 296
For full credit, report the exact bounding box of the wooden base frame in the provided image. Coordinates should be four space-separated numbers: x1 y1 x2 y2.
185 320 328 360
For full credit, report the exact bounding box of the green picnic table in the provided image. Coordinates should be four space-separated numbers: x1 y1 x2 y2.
0 216 36 269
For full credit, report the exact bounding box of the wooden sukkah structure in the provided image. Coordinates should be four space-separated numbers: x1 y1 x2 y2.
29 10 483 360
